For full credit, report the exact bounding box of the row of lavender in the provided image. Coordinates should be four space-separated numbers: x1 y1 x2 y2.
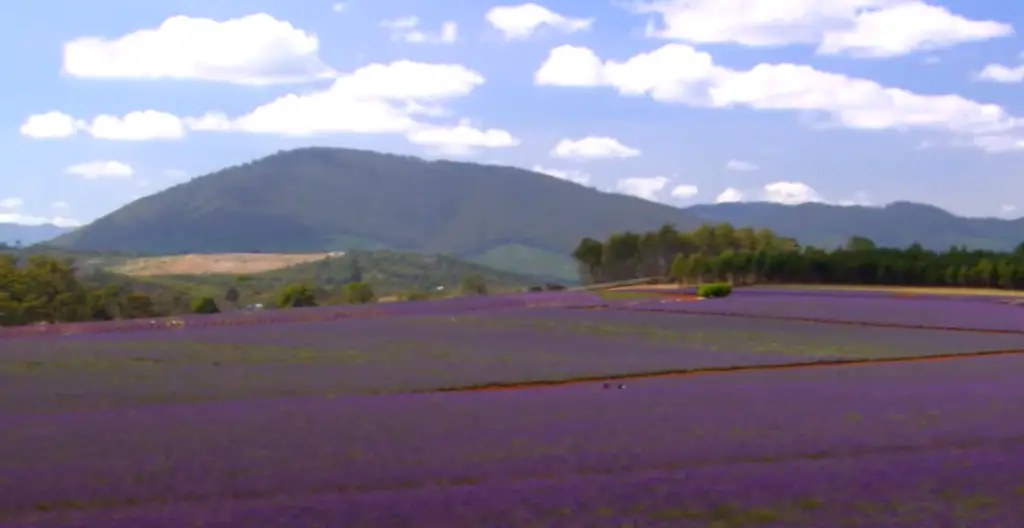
0 291 602 340
616 288 1024 333
5 355 1024 526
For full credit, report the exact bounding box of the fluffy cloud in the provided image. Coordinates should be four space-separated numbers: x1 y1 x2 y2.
65 161 134 179
638 0 1012 57
63 14 333 84
551 136 640 159
970 135 1024 152
486 3 593 40
0 198 23 209
535 44 1020 145
762 181 822 204
0 198 81 227
406 120 519 154
531 165 590 184
19 111 80 138
616 176 670 201
331 3 347 12
24 60 513 147
725 159 758 171
381 17 458 44
670 184 699 199
977 64 1024 83
20 110 186 140
715 187 744 203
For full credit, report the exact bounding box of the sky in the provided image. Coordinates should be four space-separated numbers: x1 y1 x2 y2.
2 0 1024 227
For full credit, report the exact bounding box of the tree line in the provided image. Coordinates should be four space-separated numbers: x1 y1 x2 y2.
572 223 1024 289
0 253 494 327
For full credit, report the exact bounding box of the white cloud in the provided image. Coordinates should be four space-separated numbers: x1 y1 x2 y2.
63 13 333 84
21 110 187 140
531 165 590 184
762 181 822 204
51 201 70 210
199 60 484 136
616 176 670 201
551 136 640 159
89 111 187 140
715 187 744 203
486 3 593 40
0 198 23 209
638 0 1012 57
535 44 1020 145
405 119 519 154
0 199 81 227
725 159 758 171
970 135 1024 152
381 16 458 44
1000 204 1017 215
977 63 1024 83
65 161 134 179
19 111 81 138
670 184 699 198
331 2 347 12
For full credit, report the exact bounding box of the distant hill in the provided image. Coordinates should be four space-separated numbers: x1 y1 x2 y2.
48 147 705 280
0 223 72 246
684 201 1024 251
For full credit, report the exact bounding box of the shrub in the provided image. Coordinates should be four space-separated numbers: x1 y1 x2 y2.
343 282 375 304
276 284 317 308
460 274 488 296
697 282 732 298
544 283 566 291
190 296 220 314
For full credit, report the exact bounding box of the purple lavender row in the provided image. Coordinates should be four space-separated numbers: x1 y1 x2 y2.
3 355 1024 523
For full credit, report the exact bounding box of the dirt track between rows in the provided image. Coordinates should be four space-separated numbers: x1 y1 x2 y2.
425 347 1024 394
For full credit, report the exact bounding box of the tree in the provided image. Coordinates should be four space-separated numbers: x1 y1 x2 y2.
121 292 157 318
460 274 488 295
276 284 317 308
190 296 220 314
343 282 375 304
669 253 688 284
224 286 240 306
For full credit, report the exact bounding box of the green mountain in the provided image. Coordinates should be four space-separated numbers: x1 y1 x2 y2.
684 201 1024 251
48 147 705 280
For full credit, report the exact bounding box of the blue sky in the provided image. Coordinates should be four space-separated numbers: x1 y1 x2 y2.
2 0 1023 227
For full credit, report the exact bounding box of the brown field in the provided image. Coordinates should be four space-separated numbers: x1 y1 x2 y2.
110 252 342 276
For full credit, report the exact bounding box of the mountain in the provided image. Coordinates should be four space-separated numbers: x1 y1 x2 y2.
684 201 1024 251
48 147 705 280
0 223 74 246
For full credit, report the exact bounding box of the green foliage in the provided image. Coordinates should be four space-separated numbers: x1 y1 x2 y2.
224 286 240 304
121 292 158 318
575 223 1024 291
400 290 432 301
459 274 488 296
697 283 733 298
276 283 317 308
343 282 375 304
190 296 220 314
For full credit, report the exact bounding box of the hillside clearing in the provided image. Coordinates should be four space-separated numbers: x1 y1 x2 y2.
111 252 342 276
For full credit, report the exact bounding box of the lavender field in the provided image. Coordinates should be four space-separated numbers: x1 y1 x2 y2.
2 288 1024 526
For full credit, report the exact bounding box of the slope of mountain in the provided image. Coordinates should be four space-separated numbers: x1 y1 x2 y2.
49 147 705 279
0 223 73 246
684 201 1024 251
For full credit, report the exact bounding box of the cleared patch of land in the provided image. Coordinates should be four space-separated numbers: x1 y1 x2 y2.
111 252 341 276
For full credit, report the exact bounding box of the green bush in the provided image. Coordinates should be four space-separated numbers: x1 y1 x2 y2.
343 281 375 304
400 290 431 301
460 274 488 296
190 295 220 314
276 284 317 308
697 282 732 298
